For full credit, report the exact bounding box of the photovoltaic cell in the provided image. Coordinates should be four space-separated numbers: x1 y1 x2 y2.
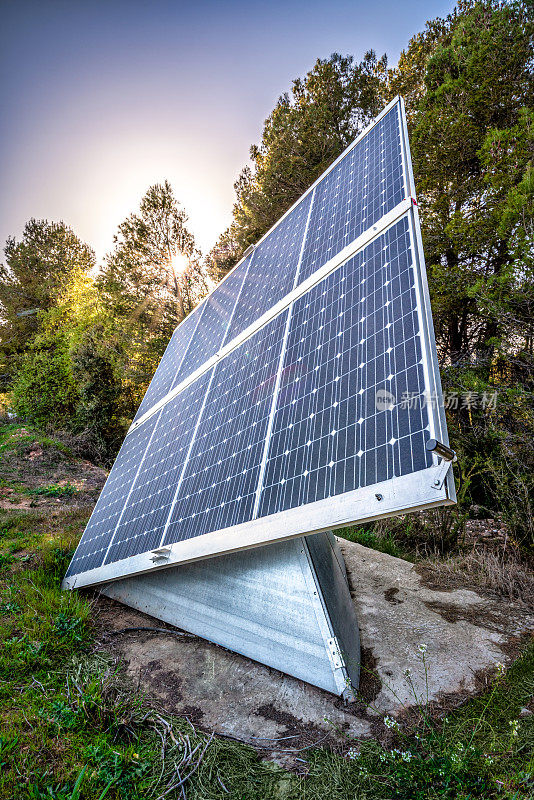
164 311 288 544
258 216 432 518
298 105 404 284
65 413 159 577
105 371 212 564
171 256 250 387
223 193 312 344
133 309 202 422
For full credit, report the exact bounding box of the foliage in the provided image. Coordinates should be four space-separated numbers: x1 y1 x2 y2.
28 483 77 498
339 524 409 560
70 324 128 461
395 0 534 369
99 180 206 336
96 181 209 427
10 334 79 428
0 220 95 388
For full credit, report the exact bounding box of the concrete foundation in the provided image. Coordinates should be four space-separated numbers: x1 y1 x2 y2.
95 538 533 762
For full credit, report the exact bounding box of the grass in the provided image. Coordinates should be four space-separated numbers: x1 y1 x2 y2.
337 524 412 561
0 422 72 458
0 421 532 797
26 483 78 498
0 510 532 798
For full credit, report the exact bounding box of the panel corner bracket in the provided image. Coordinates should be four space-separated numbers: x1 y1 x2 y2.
426 439 457 491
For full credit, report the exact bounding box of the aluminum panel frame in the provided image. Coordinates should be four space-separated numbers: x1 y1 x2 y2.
63 464 453 589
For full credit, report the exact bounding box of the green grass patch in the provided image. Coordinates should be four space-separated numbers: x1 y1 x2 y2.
336 524 412 560
0 422 73 459
26 483 78 498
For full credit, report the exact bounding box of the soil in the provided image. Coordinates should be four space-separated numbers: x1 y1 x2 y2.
0 428 107 510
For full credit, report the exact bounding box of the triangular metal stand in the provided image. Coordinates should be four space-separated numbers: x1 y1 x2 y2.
99 531 360 699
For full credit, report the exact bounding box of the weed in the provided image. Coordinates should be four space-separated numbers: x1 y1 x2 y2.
27 483 77 498
337 525 410 560
0 736 18 770
0 600 21 614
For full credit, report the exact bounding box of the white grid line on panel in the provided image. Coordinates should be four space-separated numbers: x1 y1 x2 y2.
101 408 164 565
154 248 255 550
251 187 317 519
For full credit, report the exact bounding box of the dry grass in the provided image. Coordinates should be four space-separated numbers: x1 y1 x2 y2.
419 546 534 606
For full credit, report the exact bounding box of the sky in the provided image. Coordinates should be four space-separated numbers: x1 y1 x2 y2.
0 0 455 265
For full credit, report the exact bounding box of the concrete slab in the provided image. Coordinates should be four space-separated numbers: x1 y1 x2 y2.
339 540 533 714
94 538 533 760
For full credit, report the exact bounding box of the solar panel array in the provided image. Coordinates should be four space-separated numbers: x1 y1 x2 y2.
65 98 443 583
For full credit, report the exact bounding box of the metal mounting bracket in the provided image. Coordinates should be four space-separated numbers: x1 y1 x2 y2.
326 636 343 671
426 439 456 491
150 546 172 564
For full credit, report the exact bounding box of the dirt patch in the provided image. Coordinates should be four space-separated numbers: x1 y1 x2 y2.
357 646 382 704
384 587 402 604
0 432 107 511
496 630 534 660
141 662 184 705
179 705 205 724
255 703 304 731
254 702 343 754
422 599 508 631
415 562 479 594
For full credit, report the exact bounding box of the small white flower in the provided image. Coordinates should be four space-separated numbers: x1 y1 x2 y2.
383 715 398 729
509 720 519 737
417 643 427 654
495 662 505 675
403 668 412 678
347 747 359 760
401 751 412 762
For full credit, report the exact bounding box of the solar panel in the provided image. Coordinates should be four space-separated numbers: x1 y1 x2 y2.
258 216 431 518
132 308 202 422
132 253 253 423
64 97 454 590
65 412 160 577
223 192 312 343
298 104 404 283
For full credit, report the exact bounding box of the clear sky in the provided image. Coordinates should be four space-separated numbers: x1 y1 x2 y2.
0 0 455 265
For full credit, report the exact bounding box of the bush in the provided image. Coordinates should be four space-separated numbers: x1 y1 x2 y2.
11 338 78 428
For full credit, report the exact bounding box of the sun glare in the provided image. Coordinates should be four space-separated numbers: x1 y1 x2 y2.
170 251 190 277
